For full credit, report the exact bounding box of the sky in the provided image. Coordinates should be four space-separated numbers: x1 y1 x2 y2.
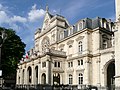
0 0 115 51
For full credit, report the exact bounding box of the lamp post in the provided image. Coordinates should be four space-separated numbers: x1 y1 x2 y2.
0 30 7 87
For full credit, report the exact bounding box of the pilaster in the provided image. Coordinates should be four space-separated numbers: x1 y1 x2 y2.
31 62 35 84
96 57 101 86
24 67 27 84
38 59 41 84
84 57 91 85
46 55 52 84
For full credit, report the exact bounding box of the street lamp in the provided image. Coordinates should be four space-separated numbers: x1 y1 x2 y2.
0 30 7 87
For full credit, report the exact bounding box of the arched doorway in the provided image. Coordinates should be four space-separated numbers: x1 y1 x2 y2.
53 73 60 85
41 73 46 84
27 66 32 84
107 61 115 90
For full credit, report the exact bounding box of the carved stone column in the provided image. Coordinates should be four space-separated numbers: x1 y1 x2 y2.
38 59 41 84
31 62 35 84
46 55 52 85
24 67 28 84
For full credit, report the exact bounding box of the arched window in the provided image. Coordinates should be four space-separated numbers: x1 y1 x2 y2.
78 73 83 84
78 41 83 53
69 74 73 84
42 37 50 53
41 73 46 84
27 67 32 84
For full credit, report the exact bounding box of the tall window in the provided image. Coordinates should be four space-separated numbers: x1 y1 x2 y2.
59 31 64 40
81 60 83 65
78 73 83 84
28 67 32 83
78 60 83 66
103 40 107 49
102 34 108 49
69 28 73 35
54 62 57 67
54 61 61 68
68 61 73 67
69 74 73 84
78 41 83 53
58 62 60 67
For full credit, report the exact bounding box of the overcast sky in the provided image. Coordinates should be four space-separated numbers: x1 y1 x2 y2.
0 0 115 51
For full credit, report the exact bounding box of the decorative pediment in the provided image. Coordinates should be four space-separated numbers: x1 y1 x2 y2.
76 36 84 41
41 7 53 31
67 40 74 45
59 44 65 48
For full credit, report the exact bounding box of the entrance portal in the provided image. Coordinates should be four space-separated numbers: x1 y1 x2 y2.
53 73 60 85
41 73 46 84
107 61 115 90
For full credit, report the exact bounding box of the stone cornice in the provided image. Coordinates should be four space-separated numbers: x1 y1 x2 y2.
57 28 92 44
67 53 93 61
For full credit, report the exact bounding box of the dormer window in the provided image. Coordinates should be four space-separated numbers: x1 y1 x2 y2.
103 40 107 49
102 34 109 49
59 31 64 40
79 22 83 31
68 28 73 35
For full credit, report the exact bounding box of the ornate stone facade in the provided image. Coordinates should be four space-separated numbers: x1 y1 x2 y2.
16 0 120 89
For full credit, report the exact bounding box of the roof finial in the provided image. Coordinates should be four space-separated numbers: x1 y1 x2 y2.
46 5 49 12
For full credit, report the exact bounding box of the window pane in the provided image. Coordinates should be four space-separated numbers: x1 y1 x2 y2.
81 60 83 65
58 62 60 67
54 62 57 67
78 60 80 66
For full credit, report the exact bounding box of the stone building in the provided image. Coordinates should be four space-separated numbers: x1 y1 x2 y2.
16 0 120 89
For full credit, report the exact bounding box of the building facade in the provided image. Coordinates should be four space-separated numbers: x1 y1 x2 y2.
16 0 120 89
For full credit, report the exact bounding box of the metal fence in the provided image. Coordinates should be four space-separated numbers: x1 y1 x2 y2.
14 84 98 90
5 84 119 90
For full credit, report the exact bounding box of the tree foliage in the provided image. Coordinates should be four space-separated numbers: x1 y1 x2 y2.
0 27 26 78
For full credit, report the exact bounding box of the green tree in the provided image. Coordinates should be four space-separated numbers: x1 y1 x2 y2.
0 27 26 78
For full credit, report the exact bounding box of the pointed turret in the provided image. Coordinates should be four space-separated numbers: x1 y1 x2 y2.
46 5 49 13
